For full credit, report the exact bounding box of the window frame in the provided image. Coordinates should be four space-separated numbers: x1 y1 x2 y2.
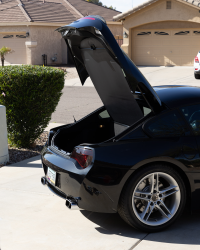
143 109 190 138
166 1 171 9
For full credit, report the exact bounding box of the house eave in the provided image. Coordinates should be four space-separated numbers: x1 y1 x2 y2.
0 22 71 27
0 21 122 27
107 21 122 25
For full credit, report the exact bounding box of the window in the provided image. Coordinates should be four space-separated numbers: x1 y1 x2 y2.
16 35 26 38
166 1 171 9
181 104 200 135
143 107 151 116
99 110 110 119
3 35 13 38
155 31 169 35
144 111 187 137
136 99 152 117
137 32 151 36
174 31 189 35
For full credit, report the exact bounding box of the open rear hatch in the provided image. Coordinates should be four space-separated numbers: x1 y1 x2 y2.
51 15 162 154
57 15 162 125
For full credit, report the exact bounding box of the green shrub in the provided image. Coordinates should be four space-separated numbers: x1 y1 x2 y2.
0 65 65 148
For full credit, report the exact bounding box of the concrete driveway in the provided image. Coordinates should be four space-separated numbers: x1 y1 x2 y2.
139 66 198 86
0 156 200 250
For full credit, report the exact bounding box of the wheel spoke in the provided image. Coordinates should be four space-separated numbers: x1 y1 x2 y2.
159 185 178 194
155 173 159 192
149 173 155 194
156 204 169 218
135 190 151 196
162 189 179 198
160 200 172 215
140 201 151 219
134 195 150 202
145 204 155 221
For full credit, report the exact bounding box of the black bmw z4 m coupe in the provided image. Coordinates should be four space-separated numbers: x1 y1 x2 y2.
41 15 200 232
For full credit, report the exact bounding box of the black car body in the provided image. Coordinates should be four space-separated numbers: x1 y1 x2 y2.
41 16 200 232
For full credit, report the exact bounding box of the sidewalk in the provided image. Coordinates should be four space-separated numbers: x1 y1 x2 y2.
0 156 200 250
65 77 93 87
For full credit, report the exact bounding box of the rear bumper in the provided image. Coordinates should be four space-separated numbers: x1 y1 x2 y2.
41 146 117 213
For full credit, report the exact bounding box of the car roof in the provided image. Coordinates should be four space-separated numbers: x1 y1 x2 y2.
153 85 200 108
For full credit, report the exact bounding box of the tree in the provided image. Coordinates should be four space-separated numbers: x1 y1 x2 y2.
109 5 116 10
0 46 12 67
86 0 116 9
86 0 102 6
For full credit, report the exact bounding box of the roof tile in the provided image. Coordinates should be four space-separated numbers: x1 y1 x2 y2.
0 0 28 22
0 0 121 23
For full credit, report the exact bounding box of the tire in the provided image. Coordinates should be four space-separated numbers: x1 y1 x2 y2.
118 164 186 232
194 73 200 79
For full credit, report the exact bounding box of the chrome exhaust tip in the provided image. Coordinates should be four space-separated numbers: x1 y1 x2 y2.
41 177 47 185
66 197 80 210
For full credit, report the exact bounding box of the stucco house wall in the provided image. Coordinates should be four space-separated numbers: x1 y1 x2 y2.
107 23 123 37
0 22 122 66
28 25 63 65
27 23 122 65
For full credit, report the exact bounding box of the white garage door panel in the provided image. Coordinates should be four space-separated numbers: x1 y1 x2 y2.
136 56 164 66
0 34 26 64
132 29 200 66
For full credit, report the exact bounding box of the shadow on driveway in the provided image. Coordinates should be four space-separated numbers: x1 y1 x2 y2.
81 210 200 245
81 210 144 238
146 212 200 245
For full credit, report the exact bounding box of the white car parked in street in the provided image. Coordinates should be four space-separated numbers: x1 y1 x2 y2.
194 53 200 79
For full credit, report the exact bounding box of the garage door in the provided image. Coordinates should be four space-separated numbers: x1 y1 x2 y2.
132 29 200 66
0 33 27 65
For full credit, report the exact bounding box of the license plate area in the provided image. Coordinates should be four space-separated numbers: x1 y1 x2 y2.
47 167 56 185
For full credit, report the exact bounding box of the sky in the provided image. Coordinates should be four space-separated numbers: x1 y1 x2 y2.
101 0 144 13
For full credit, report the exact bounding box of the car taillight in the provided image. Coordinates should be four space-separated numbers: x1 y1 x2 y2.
195 68 198 70
71 147 93 169
195 56 199 63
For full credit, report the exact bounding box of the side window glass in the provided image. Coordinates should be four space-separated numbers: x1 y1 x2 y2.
145 111 187 137
181 104 200 135
143 107 151 116
99 110 110 119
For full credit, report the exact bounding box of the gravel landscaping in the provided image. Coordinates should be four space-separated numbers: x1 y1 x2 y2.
56 65 78 80
0 132 48 168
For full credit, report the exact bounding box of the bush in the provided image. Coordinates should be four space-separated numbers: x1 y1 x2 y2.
0 65 65 148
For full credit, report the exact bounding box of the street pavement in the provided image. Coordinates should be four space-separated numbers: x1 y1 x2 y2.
1 156 200 250
1 66 200 250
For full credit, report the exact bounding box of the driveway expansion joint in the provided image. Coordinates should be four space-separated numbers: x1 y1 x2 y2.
128 233 149 250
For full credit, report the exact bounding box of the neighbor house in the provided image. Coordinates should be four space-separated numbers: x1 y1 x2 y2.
114 0 200 66
0 0 122 65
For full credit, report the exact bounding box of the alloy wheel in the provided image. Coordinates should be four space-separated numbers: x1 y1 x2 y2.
132 172 181 226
